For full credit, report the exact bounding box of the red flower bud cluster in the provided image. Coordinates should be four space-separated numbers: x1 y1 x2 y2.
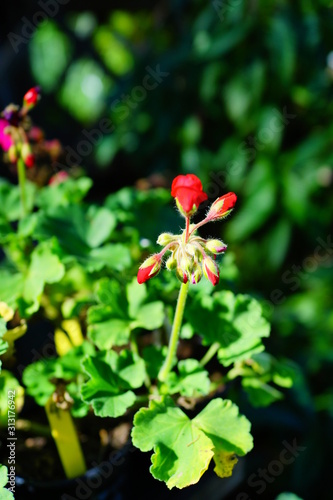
0 87 41 170
137 174 237 287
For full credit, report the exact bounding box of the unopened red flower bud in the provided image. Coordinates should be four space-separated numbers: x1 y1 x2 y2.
179 252 193 274
7 144 18 164
191 266 202 285
203 256 220 286
207 192 237 221
165 253 178 271
21 143 35 168
176 268 188 284
157 233 177 246
137 254 162 284
49 171 69 185
23 87 41 107
205 239 227 255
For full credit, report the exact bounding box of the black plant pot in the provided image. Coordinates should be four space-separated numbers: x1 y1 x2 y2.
15 438 245 500
15 440 133 500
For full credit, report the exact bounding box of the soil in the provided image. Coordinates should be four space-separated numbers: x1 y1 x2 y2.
0 403 132 482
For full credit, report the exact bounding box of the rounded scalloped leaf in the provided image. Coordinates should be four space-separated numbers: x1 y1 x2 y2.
132 396 253 489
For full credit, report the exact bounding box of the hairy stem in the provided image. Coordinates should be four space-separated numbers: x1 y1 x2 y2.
17 157 27 218
199 342 220 367
158 281 189 382
185 217 190 243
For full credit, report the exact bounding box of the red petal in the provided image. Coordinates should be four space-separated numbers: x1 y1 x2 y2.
171 174 208 214
171 174 203 194
220 192 237 212
137 264 155 284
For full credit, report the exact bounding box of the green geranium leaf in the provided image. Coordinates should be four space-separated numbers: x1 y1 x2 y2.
105 187 179 240
0 318 7 338
34 204 128 272
95 279 128 312
0 180 36 222
227 353 295 407
37 177 93 208
88 278 164 349
18 213 39 238
0 338 8 358
58 342 96 375
0 371 24 426
22 239 65 314
87 243 131 272
142 345 168 380
132 397 253 489
81 350 145 417
133 301 165 330
36 203 116 248
66 381 90 418
23 342 94 409
88 318 132 350
272 359 296 388
0 272 24 310
247 353 296 389
0 465 14 499
242 378 283 407
84 206 117 248
0 217 14 244
126 279 165 330
180 323 195 339
23 359 57 406
0 320 8 372
126 279 147 318
164 359 210 397
275 493 303 500
87 279 131 349
187 291 270 366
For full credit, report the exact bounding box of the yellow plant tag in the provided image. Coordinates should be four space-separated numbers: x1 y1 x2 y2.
54 328 73 356
55 319 84 357
62 319 84 346
45 398 86 479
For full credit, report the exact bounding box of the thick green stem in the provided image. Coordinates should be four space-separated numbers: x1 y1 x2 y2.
158 281 189 382
17 157 27 218
199 342 220 367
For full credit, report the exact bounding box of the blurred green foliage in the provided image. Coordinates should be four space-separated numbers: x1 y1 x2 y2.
27 0 333 382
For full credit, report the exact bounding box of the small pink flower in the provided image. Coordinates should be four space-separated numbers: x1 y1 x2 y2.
0 119 13 152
